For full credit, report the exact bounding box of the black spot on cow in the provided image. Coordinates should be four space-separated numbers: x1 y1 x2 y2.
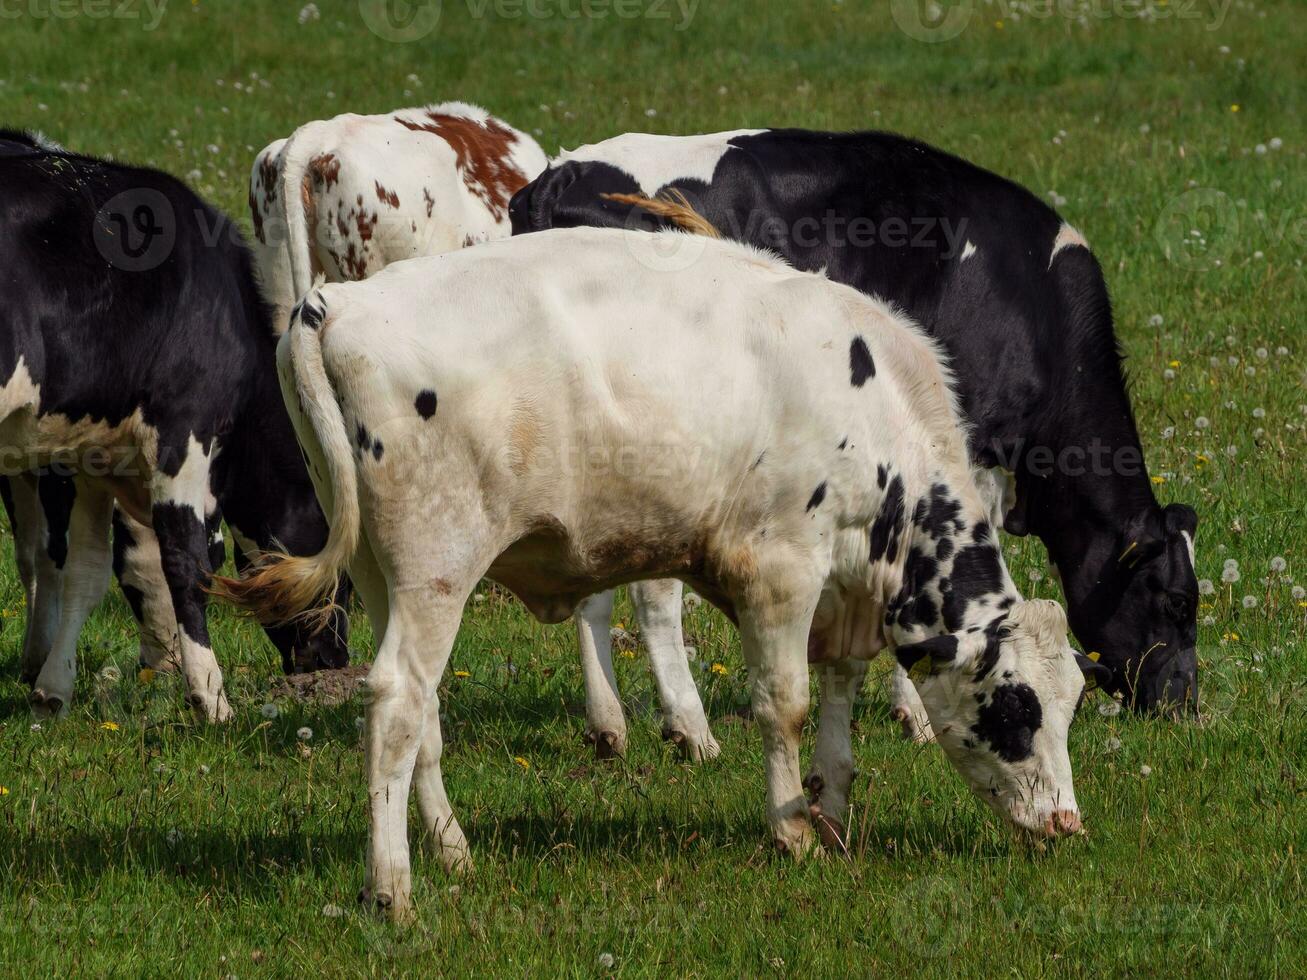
849 335 876 387
914 483 964 539
415 389 438 420
941 543 1006 632
355 422 371 455
972 521 992 544
299 300 323 331
935 537 955 563
372 439 384 461
971 623 1008 683
869 475 906 564
38 475 75 569
894 633 958 674
877 464 888 490
151 502 212 646
837 437 848 451
998 596 1015 610
971 682 1042 762
806 481 827 512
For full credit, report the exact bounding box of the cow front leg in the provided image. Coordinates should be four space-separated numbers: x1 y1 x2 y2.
112 509 182 672
574 590 627 758
5 474 61 684
740 601 818 858
629 578 719 761
805 657 867 853
364 582 470 921
29 479 114 718
150 452 231 723
889 663 934 742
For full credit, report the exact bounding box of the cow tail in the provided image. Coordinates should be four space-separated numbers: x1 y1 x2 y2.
279 128 319 299
600 189 721 238
211 289 360 629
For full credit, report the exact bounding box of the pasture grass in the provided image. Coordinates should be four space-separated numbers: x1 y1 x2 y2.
0 0 1303 974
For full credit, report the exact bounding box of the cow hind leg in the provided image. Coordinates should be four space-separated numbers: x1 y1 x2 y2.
574 590 627 758
806 657 868 853
629 578 718 761
29 479 114 718
112 509 182 672
6 474 57 684
150 449 231 723
364 580 473 921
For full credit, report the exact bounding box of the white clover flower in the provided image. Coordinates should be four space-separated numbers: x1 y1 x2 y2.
1270 557 1287 573
1148 314 1164 327
260 703 279 720
1242 595 1258 609
1198 579 1215 596
1195 416 1210 429
1098 701 1121 718
297 726 314 742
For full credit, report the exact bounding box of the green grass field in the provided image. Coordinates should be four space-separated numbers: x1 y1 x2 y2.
1 0 1304 974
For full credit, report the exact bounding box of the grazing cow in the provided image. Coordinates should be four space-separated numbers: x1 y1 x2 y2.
218 227 1104 919
509 129 1200 740
248 101 546 326
0 131 348 719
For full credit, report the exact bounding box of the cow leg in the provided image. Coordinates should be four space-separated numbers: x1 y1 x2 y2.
889 664 935 743
150 450 231 723
29 479 114 717
364 582 471 921
805 657 867 852
739 598 818 858
112 509 182 671
628 578 719 761
574 590 627 758
6 474 58 684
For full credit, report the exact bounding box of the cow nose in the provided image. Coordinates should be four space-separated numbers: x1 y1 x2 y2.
1044 809 1082 837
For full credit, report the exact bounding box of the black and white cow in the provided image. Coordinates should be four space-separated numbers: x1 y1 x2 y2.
219 226 1105 919
0 130 349 718
510 128 1200 731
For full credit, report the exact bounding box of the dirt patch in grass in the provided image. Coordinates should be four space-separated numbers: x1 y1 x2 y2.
265 666 370 706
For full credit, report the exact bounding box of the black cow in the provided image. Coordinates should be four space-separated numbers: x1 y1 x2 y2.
510 128 1199 714
0 130 348 719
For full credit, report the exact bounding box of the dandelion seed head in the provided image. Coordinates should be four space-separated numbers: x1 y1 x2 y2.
259 703 279 720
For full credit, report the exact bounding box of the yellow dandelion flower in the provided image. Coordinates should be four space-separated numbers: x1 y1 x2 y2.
1169 360 1181 368
99 721 120 732
1152 475 1166 485
710 663 729 677
994 19 1004 29
452 669 470 678
513 756 530 770
1230 104 1240 113
0 786 9 796
1222 632 1239 642
138 668 156 684
1195 454 1210 464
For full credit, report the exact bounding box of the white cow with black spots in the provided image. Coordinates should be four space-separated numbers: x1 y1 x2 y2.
248 101 546 329
220 225 1106 920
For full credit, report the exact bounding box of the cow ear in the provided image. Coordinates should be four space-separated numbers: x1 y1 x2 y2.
1163 502 1198 537
1074 650 1112 691
1118 509 1168 568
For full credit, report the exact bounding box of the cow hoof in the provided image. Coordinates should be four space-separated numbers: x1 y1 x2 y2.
891 705 934 743
662 726 721 762
358 887 413 923
773 826 818 860
584 728 626 760
29 689 66 720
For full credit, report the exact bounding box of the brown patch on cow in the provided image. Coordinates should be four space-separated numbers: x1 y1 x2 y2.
258 153 279 212
506 400 543 476
430 577 454 596
375 181 400 208
423 187 435 218
308 153 341 191
300 175 324 280
396 112 528 220
248 187 265 243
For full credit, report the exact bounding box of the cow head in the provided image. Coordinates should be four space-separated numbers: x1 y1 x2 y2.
1066 502 1199 716
896 599 1105 837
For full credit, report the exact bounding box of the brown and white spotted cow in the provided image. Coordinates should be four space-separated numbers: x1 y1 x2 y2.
248 101 547 328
